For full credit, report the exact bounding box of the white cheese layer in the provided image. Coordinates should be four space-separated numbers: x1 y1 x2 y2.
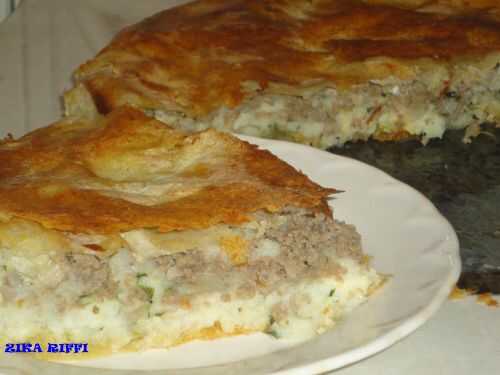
0 213 382 353
152 58 500 148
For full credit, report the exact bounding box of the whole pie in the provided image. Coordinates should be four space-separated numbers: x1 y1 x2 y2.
65 0 500 148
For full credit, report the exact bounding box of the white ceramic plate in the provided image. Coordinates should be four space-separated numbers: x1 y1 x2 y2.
0 137 460 375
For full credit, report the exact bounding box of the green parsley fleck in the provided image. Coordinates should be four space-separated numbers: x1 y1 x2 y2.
139 285 154 303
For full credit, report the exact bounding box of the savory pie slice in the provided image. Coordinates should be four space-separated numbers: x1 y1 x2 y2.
0 106 381 356
65 0 500 148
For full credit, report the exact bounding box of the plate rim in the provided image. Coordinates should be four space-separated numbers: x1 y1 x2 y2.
241 135 461 375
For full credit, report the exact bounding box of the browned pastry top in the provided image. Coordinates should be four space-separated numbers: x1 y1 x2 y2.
0 106 334 234
72 0 500 117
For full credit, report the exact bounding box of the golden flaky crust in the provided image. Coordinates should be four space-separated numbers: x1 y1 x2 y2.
0 106 334 234
69 0 500 118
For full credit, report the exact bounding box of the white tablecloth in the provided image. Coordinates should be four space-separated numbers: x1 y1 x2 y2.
0 1 499 374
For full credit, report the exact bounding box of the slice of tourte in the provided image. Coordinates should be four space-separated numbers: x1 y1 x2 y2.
65 0 500 148
0 106 381 356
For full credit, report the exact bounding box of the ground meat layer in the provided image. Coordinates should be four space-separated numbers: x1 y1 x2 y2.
0 208 365 318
